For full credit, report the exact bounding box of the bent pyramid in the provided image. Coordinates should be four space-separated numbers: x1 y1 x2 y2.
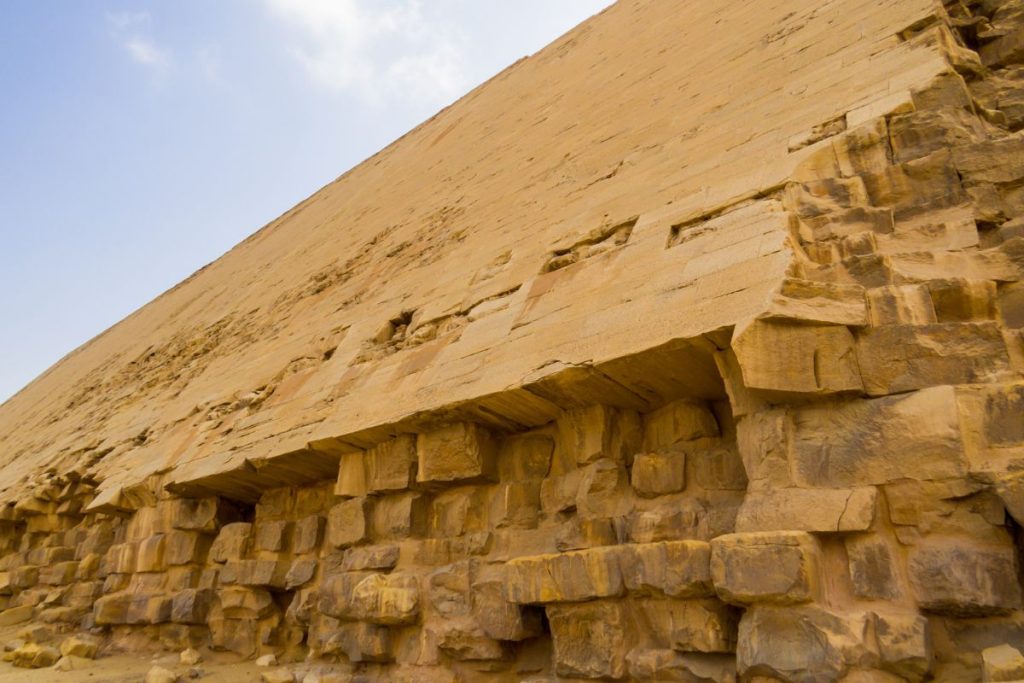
1 0 1023 678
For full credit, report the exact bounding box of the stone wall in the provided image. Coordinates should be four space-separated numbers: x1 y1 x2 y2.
2 1 1024 681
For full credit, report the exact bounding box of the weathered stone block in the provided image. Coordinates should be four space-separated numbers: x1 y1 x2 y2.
735 487 877 533
292 514 324 555
349 573 420 625
284 558 317 590
416 422 497 485
873 611 931 682
321 620 391 663
488 481 541 529
506 546 624 604
867 284 937 325
856 322 1011 396
135 534 167 572
370 492 428 539
908 540 1022 616
620 541 713 598
626 649 737 682
341 544 400 572
59 635 98 659
472 578 541 641
760 277 868 326
434 617 507 662
169 497 224 532
983 643 1024 683
209 522 252 564
219 586 275 619
711 531 820 605
846 535 901 601
254 520 290 552
540 469 582 516
335 451 367 499
165 530 211 566
641 400 719 452
631 452 686 498
497 433 554 481
38 561 77 586
327 498 368 548
547 601 627 679
558 404 641 466
171 588 214 625
576 459 631 519
732 319 863 397
366 434 418 493
634 598 739 653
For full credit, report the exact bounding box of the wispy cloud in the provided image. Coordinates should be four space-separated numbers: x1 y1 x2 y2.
107 11 171 70
265 0 469 103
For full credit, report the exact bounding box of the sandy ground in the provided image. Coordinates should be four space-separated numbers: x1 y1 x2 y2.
0 626 296 683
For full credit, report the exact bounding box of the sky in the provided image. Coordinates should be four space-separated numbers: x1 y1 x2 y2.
0 0 612 404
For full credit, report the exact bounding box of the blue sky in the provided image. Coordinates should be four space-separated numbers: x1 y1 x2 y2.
0 0 611 404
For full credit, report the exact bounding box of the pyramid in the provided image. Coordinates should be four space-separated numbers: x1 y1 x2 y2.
0 0 1023 678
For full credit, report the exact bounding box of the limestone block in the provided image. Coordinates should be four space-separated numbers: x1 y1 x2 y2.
472 578 541 641
558 404 641 466
11 566 38 590
335 451 367 499
496 433 554 481
692 446 748 491
619 541 713 598
488 480 541 529
171 588 214 624
428 487 486 537
169 497 224 533
349 573 420 625
547 601 627 679
539 470 582 516
293 515 324 555
262 670 296 683
506 546 624 604
318 572 373 620
856 322 1011 396
209 522 252 563
165 530 211 566
760 277 868 326
103 542 138 574
554 516 619 552
75 553 101 581
846 535 901 601
576 459 631 519
631 452 686 498
219 586 275 619
710 531 820 605
641 400 719 452
416 423 497 485
38 561 77 586
626 501 703 544
321 621 391 663
0 604 33 626
867 285 938 325
434 617 507 662
426 560 472 618
145 666 177 683
341 544 400 572
928 279 998 323
255 520 290 552
737 605 872 682
327 498 368 548
370 492 428 539
135 534 167 573
10 643 60 669
908 540 1022 616
736 409 791 490
634 597 739 653
789 386 967 487
735 487 877 533
125 594 173 625
731 319 863 398
59 635 98 659
228 558 288 588
366 435 418 493
983 644 1024 682
285 558 317 590
873 612 931 682
626 649 737 682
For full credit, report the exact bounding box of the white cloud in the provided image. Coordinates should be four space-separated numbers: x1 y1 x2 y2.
266 0 469 103
107 11 170 70
125 38 170 68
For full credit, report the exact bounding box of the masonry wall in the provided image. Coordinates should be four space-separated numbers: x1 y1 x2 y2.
2 1 1024 681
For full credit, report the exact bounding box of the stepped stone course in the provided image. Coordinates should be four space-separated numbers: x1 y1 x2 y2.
2 0 1024 679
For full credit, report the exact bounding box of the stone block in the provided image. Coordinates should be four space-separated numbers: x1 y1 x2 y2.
416 422 497 485
319 573 372 620
435 617 507 662
125 594 173 625
983 644 1024 683
576 459 631 519
760 277 868 326
789 386 967 487
209 522 252 563
169 497 224 532
547 601 627 679
557 404 641 466
335 451 367 499
737 605 872 682
327 498 368 548
472 578 541 641
732 320 863 398
349 573 420 625
230 558 288 588
38 561 77 586
626 649 737 682
11 566 38 590
366 434 418 493
631 452 686 498
626 502 702 544
255 520 290 552
104 542 138 574
488 481 541 529
846 535 901 601
641 400 719 452
620 541 713 598
0 604 34 626
856 322 1011 396
219 586 275 619
171 588 215 625
321 621 391 663
735 487 877 533
427 560 472 618
710 531 820 605
554 516 619 551
370 492 428 539
59 635 98 659
873 612 931 682
867 285 937 325
292 515 324 554
539 470 581 516
497 433 554 481
634 597 739 653
928 279 998 323
284 558 317 589
10 643 60 669
341 544 400 572
165 530 211 566
908 540 1022 616
506 546 625 604
136 535 166 572
692 446 748 491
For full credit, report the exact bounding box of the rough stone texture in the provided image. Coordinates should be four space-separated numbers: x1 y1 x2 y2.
0 0 1023 681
